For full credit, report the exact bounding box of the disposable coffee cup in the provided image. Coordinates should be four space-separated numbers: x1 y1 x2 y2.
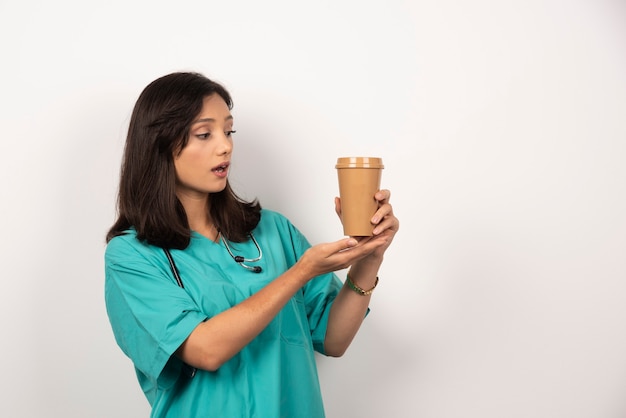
336 157 384 236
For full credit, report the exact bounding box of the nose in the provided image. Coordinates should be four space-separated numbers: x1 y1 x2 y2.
217 132 233 156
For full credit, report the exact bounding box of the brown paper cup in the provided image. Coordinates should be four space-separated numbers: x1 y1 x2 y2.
336 157 384 236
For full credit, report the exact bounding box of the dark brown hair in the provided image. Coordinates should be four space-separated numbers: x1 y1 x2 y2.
106 72 261 249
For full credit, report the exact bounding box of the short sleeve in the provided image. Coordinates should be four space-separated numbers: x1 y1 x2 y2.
276 215 344 354
104 236 207 397
304 272 342 354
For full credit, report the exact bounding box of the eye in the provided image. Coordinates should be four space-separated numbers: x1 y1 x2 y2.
226 130 236 137
196 132 210 140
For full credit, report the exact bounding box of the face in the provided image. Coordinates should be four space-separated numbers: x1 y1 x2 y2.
174 94 234 199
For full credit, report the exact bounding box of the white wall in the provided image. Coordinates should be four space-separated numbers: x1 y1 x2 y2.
1 0 625 417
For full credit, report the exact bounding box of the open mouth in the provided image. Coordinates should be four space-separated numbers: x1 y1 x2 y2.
212 162 230 173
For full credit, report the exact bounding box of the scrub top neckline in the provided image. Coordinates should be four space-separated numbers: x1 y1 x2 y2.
190 230 222 246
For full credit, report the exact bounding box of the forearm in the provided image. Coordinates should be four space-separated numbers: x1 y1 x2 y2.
177 266 310 371
324 258 382 357
176 237 378 370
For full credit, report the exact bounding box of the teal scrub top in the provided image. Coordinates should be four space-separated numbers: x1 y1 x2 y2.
105 210 343 418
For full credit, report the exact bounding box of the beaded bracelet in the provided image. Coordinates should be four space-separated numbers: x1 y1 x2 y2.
346 274 379 296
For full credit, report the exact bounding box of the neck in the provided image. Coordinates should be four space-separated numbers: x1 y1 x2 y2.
177 192 218 242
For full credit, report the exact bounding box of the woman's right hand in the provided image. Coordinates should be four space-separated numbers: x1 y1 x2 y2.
294 237 386 280
177 235 383 371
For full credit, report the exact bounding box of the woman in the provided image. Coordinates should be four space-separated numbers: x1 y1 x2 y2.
105 72 399 417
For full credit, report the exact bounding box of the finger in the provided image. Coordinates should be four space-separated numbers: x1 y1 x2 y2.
328 238 381 264
334 196 342 218
348 235 372 245
372 216 398 235
372 209 400 234
325 237 358 254
371 202 393 225
347 235 388 257
375 189 391 203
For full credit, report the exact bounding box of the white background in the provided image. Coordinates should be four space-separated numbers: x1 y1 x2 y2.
1 0 625 417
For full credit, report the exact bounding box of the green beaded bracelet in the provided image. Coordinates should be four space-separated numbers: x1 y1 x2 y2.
346 274 379 296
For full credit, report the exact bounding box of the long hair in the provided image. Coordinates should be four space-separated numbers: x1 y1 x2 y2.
106 72 261 249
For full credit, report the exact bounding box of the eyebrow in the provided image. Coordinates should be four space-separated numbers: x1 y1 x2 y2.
192 115 234 125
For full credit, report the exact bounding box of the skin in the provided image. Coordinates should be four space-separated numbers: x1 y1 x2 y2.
173 94 399 371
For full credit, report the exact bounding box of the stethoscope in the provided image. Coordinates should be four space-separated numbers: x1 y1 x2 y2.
163 232 264 289
161 233 263 379
221 233 263 273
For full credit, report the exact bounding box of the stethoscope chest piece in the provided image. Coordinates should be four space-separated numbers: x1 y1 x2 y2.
221 233 263 273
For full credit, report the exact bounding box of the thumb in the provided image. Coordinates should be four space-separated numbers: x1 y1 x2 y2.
338 237 358 250
334 197 342 218
323 237 358 255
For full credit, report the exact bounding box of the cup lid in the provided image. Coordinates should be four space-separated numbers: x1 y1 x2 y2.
335 157 384 169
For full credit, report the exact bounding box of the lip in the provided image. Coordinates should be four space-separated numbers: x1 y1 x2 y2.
211 161 230 178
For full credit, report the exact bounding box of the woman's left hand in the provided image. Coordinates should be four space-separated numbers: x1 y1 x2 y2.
334 189 399 262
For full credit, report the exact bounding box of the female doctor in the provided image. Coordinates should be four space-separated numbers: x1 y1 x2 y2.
104 71 399 418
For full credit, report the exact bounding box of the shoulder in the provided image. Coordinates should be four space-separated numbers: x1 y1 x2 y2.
258 209 300 233
257 209 311 250
259 208 290 225
105 229 161 265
